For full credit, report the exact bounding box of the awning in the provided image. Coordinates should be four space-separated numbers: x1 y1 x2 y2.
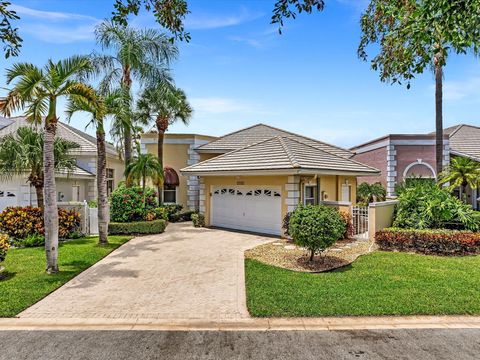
164 166 180 186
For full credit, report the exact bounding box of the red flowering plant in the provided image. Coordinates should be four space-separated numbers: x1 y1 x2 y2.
109 185 158 223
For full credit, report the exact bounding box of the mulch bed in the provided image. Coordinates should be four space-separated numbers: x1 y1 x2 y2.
245 238 377 273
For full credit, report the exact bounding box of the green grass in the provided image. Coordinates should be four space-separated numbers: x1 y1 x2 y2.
0 236 131 317
245 251 480 317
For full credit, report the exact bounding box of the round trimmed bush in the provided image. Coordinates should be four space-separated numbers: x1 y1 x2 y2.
289 205 346 261
109 185 158 223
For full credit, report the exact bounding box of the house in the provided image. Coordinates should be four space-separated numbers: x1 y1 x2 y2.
0 116 124 211
142 124 379 235
351 123 480 209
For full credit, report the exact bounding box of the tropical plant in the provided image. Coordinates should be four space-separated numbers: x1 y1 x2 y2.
0 233 9 263
438 157 480 202
393 181 480 231
93 21 177 177
137 84 193 204
0 206 81 240
356 182 386 206
125 153 163 207
0 56 96 273
0 127 79 209
358 0 480 175
66 87 128 245
109 185 158 222
288 205 346 262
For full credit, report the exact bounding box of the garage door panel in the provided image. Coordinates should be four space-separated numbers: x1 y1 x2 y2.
211 186 282 236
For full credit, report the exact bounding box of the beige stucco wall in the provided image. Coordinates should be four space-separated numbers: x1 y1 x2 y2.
202 175 290 227
55 178 89 202
106 156 125 190
145 142 190 208
368 200 398 241
302 175 357 204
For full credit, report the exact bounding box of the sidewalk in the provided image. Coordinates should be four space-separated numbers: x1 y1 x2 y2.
1 316 480 331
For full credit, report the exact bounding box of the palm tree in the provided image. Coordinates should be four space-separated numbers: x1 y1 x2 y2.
356 182 386 206
0 127 79 209
66 88 128 245
137 84 193 204
438 157 480 202
93 21 177 180
125 153 163 207
0 56 96 274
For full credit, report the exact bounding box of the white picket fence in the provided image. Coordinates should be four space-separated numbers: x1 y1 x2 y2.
57 201 108 235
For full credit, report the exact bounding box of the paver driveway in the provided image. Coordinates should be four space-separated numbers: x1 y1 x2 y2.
20 223 272 320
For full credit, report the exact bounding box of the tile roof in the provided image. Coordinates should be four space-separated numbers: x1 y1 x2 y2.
0 117 119 156
446 124 480 161
57 166 95 178
182 136 379 175
195 123 353 158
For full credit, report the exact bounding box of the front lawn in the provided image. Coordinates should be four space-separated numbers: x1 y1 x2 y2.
246 251 480 317
0 236 131 317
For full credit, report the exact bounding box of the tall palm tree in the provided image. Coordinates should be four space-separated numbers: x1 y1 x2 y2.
66 88 128 245
125 153 163 207
137 84 192 204
0 56 96 274
0 127 79 209
438 157 480 202
93 21 177 181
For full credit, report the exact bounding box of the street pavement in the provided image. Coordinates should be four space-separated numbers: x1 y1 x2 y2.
0 329 478 359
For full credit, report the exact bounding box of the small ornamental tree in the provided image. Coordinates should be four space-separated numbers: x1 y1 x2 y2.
289 205 346 262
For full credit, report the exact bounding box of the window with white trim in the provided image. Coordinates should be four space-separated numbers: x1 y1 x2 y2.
106 168 115 195
304 185 316 205
164 184 177 204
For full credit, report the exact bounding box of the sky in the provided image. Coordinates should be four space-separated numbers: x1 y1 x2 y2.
1 0 480 148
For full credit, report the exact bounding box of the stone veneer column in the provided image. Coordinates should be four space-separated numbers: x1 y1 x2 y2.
186 140 205 211
285 175 301 212
443 140 450 169
198 177 206 214
386 144 397 197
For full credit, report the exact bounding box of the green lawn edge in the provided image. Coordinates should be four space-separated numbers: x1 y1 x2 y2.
245 251 480 317
0 235 132 317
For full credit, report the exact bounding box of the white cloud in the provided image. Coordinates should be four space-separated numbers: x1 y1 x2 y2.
185 7 264 30
441 77 480 101
11 4 99 44
11 4 97 22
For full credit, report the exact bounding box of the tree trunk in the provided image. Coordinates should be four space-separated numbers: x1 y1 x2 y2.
435 62 444 176
124 124 133 186
157 122 166 205
35 185 44 210
142 174 146 209
44 114 59 274
96 125 109 245
309 249 315 262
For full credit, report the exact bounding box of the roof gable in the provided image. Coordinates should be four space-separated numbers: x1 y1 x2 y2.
182 135 378 175
196 123 353 158
448 124 480 160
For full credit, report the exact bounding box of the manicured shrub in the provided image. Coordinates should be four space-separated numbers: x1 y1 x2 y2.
393 181 480 231
357 182 386 206
14 233 45 248
110 185 158 223
340 211 355 239
169 210 195 223
108 219 167 235
0 206 81 240
191 213 205 227
163 204 183 221
289 205 346 261
0 234 9 263
376 228 480 256
282 211 292 236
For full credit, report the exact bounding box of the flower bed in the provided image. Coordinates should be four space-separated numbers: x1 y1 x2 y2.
376 228 480 255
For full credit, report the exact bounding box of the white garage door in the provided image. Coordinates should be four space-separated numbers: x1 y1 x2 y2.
211 186 282 236
0 189 18 211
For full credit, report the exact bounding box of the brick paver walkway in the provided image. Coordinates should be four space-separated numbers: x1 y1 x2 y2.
20 223 272 320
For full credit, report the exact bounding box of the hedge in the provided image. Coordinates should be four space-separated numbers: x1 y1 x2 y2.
375 228 480 256
108 219 167 235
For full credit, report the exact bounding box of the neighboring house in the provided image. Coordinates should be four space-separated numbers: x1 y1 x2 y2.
142 124 379 236
351 123 480 209
0 117 124 211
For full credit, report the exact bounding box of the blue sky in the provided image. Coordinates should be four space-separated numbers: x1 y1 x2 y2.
1 0 480 148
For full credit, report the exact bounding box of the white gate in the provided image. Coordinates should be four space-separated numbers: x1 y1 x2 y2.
352 206 369 240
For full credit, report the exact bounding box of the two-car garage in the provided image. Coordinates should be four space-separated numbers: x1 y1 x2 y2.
210 186 283 236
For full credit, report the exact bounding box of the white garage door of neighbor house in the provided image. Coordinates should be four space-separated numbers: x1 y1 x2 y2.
211 186 282 236
0 189 18 211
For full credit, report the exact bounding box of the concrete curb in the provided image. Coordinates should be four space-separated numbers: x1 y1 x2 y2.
1 316 480 331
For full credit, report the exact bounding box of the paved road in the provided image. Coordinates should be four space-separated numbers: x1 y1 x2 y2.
0 329 478 360
20 223 271 320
